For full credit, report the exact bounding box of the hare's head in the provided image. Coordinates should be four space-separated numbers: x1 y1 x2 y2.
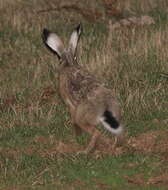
42 24 82 66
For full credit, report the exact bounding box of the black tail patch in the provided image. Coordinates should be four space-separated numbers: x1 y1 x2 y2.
103 110 119 129
75 23 82 35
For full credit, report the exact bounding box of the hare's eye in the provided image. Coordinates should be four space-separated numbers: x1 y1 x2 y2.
74 56 77 60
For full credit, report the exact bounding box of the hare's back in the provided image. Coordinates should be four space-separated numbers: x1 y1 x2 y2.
60 66 101 103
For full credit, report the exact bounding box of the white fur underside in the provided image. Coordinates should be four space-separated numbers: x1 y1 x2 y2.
99 117 123 136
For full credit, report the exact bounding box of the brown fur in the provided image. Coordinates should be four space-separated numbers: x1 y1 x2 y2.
42 25 124 154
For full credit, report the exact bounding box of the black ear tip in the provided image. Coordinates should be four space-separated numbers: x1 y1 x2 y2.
76 23 82 34
42 28 50 41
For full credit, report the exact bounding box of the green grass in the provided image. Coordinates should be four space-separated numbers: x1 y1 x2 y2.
0 153 165 189
0 0 168 189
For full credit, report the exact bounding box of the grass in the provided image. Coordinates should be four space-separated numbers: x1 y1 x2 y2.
0 0 168 189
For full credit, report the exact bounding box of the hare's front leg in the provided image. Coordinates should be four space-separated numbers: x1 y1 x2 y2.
69 107 83 137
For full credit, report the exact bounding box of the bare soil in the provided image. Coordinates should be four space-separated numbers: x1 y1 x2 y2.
1 130 168 158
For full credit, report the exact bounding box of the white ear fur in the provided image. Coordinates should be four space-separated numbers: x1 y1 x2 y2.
43 29 64 57
68 24 82 55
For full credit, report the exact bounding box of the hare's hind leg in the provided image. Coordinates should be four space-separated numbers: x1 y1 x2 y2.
75 107 111 154
77 125 111 154
77 126 101 154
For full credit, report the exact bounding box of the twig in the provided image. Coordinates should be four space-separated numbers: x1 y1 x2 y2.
37 8 59 14
160 72 168 78
36 4 102 22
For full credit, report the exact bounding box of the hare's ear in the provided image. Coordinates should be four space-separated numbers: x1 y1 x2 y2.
42 28 64 58
68 24 82 56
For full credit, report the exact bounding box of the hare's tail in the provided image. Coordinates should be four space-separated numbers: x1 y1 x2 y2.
99 110 123 135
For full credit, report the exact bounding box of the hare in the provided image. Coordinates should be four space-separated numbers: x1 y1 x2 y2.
42 24 124 154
